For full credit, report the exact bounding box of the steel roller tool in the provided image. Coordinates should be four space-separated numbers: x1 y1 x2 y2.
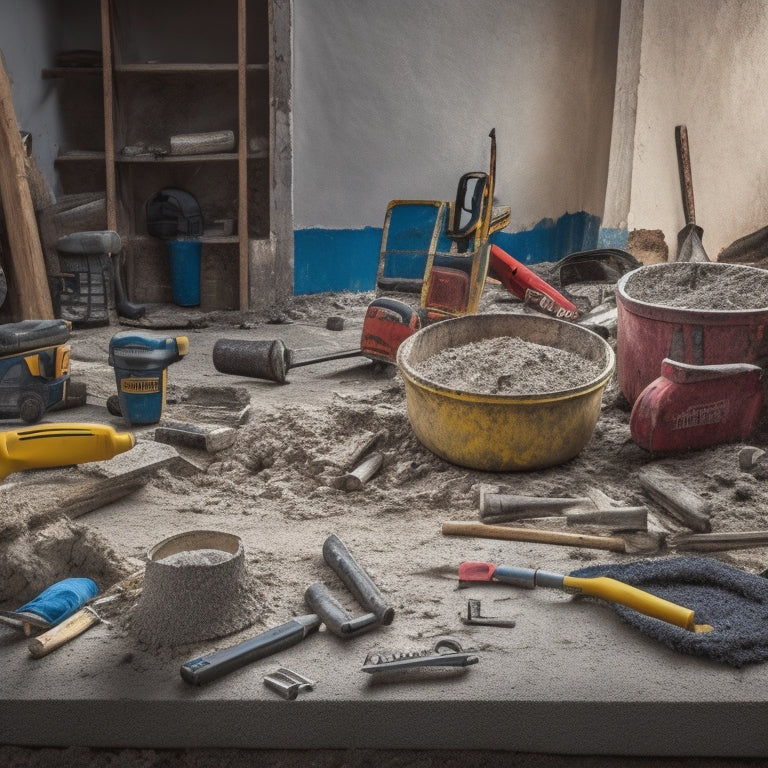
212 297 423 383
458 561 713 633
304 533 395 637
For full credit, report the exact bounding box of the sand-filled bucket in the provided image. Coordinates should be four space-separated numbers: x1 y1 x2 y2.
616 262 768 404
396 313 615 471
133 530 260 646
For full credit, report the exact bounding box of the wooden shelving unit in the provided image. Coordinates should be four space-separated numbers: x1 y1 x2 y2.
47 0 271 311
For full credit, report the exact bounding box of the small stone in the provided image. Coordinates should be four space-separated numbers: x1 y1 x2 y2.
739 446 765 471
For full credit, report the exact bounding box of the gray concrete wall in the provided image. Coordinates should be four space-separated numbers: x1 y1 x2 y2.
292 0 621 232
7 2 768 292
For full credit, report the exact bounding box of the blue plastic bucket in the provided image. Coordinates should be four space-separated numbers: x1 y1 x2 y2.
166 240 202 306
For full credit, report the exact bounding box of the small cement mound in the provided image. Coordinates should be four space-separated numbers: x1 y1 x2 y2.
131 530 263 647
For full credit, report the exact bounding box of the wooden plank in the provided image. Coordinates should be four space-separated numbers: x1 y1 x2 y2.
0 51 54 320
101 0 117 233
673 531 768 552
564 507 647 531
638 466 712 532
238 0 249 311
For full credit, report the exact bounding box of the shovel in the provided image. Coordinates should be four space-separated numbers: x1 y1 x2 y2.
674 125 709 262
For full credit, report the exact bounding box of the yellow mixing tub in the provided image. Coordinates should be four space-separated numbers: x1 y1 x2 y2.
396 313 615 471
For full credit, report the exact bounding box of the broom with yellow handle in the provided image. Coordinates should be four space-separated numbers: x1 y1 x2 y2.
0 423 134 481
458 561 713 633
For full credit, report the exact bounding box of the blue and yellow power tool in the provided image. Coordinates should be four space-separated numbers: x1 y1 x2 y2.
108 331 188 425
0 319 72 423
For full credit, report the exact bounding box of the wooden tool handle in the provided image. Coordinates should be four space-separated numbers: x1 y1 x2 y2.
441 521 626 552
675 125 696 225
27 607 99 658
0 52 55 319
340 452 383 491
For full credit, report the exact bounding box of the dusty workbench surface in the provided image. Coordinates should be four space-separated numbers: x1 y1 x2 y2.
2 289 768 757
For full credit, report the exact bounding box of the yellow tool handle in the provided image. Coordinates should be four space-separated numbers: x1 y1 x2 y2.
27 607 100 658
563 575 695 630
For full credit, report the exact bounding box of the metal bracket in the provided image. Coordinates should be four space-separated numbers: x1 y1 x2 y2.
361 637 479 674
459 599 516 628
263 667 317 700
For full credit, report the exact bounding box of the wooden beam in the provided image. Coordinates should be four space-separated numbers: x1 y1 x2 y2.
0 51 54 320
238 0 249 311
100 0 117 232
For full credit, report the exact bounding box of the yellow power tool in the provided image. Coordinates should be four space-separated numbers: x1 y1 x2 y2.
0 423 134 481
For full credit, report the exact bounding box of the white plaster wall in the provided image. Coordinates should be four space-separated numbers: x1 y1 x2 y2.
0 0 59 195
630 0 768 258
0 0 101 199
293 0 621 231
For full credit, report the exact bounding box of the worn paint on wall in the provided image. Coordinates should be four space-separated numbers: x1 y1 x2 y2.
3 0 622 298
294 211 601 294
0 0 102 199
292 0 620 291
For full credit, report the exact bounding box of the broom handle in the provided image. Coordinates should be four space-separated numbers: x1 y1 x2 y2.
441 521 626 552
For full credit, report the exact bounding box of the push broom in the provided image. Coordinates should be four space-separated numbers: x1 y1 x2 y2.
458 561 713 633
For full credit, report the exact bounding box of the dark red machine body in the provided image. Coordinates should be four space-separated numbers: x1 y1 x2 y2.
630 358 764 453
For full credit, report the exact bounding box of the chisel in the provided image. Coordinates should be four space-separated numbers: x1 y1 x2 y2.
180 614 321 686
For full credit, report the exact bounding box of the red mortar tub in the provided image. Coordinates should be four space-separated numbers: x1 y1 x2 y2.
616 262 768 405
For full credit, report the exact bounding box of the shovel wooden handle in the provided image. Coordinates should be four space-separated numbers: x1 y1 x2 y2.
441 521 626 552
675 125 696 225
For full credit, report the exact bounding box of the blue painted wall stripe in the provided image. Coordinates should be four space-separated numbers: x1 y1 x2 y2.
294 212 606 295
597 227 629 249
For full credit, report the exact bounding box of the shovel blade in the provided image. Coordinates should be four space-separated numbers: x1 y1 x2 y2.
675 225 709 263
